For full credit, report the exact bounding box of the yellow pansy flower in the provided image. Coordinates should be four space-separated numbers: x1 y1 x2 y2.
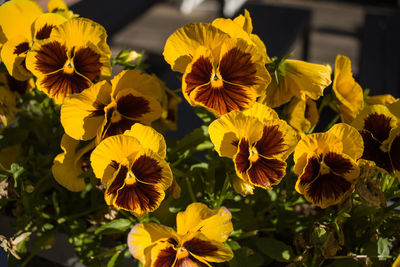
90 124 172 216
52 134 95 192
293 123 364 208
332 54 364 123
163 11 270 116
286 97 319 133
61 69 162 143
352 103 400 178
127 202 233 267
209 103 298 189
259 58 332 108
26 17 112 104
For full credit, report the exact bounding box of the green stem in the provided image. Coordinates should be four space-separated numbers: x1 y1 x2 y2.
324 114 340 131
185 177 197 203
216 175 230 208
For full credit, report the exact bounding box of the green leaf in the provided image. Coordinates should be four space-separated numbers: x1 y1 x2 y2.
95 219 132 235
256 237 293 262
107 250 124 267
377 237 391 260
10 163 24 187
229 247 265 267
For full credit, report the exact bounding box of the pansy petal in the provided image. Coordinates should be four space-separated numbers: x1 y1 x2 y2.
90 135 142 181
150 242 178 267
388 100 400 119
182 232 233 263
0 0 42 46
176 203 233 243
1 35 31 81
61 80 112 140
111 70 162 101
114 88 162 125
327 123 364 160
51 134 95 192
163 23 229 73
51 17 111 57
127 222 179 266
123 124 166 158
48 0 69 12
32 13 67 41
333 54 364 122
366 94 397 106
242 102 279 122
231 175 254 196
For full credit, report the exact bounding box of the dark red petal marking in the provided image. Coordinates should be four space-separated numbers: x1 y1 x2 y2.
153 246 177 267
106 165 128 196
219 47 257 86
390 135 400 172
35 41 67 73
6 74 29 95
255 125 286 158
88 101 106 117
114 182 162 212
41 71 90 97
247 157 286 187
184 56 213 96
13 42 30 55
364 113 392 142
183 238 218 256
35 24 54 40
323 152 353 175
360 130 393 174
235 139 250 173
194 82 251 115
306 173 351 204
299 156 321 186
117 94 150 119
103 117 135 139
131 155 163 184
73 47 102 82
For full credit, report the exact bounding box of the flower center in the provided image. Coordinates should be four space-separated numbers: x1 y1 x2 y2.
177 247 189 258
125 171 136 185
249 146 259 162
320 161 330 175
110 109 122 123
210 71 223 88
63 60 75 75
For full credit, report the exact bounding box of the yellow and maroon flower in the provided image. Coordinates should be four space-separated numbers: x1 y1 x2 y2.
52 134 95 192
294 123 364 208
209 103 298 189
90 123 172 216
26 17 111 104
259 58 332 108
332 54 364 123
61 69 162 143
351 103 400 178
163 11 270 116
127 202 233 267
